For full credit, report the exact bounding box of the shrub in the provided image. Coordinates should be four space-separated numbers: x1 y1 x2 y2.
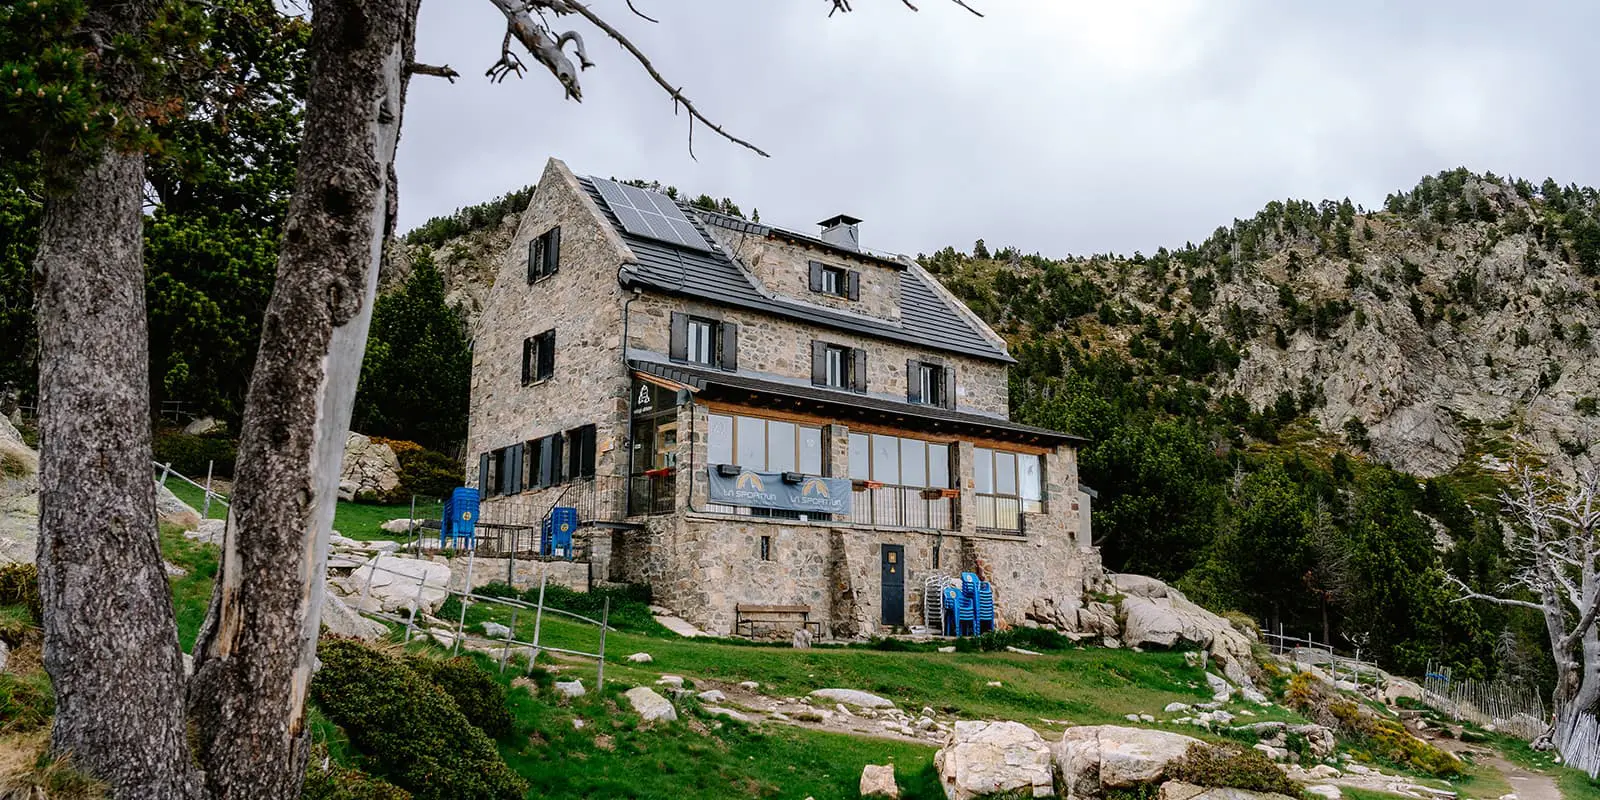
1170 743 1306 798
374 438 464 501
520 582 664 635
152 430 237 479
310 639 527 800
952 626 1076 653
402 654 513 739
303 748 413 800
0 563 40 622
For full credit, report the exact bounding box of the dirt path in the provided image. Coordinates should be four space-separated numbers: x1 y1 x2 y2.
1411 717 1562 800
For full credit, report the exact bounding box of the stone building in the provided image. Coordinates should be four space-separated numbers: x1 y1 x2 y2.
466 158 1100 637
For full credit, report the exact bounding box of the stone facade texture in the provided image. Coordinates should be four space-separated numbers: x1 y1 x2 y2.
707 225 903 322
467 158 1100 636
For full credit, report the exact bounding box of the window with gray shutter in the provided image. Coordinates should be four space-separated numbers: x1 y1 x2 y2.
851 348 868 393
719 322 739 372
527 227 561 283
669 312 689 361
523 330 555 383
810 341 828 386
478 453 490 494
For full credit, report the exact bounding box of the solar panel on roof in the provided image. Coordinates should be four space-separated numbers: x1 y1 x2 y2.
591 177 712 251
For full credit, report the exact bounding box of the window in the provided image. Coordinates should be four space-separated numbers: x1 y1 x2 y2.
566 424 597 481
527 433 564 489
522 330 555 385
812 341 866 392
711 413 824 474
478 444 523 497
847 432 955 530
670 312 738 371
907 360 954 409
974 447 1044 532
759 535 771 561
808 260 859 300
526 227 561 283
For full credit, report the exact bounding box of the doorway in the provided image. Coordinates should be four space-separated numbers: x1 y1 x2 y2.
880 544 905 627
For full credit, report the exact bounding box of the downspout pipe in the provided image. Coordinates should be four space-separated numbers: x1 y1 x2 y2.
619 268 641 511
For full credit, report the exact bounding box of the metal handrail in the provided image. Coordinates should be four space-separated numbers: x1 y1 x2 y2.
153 460 230 516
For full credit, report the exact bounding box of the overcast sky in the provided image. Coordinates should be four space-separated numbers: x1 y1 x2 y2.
396 0 1599 259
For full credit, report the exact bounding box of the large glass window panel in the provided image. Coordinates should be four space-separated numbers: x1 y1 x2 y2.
929 444 950 489
768 420 797 473
799 426 823 474
1019 454 1042 501
849 433 870 480
708 414 733 466
973 447 994 494
736 416 765 469
996 451 1017 494
900 438 927 487
871 434 900 484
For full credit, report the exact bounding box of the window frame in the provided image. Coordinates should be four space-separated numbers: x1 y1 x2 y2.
708 411 825 475
824 346 847 388
526 226 561 284
522 329 556 385
685 317 716 367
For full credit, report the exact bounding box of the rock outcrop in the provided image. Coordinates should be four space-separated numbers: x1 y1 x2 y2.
1113 574 1258 687
1056 725 1212 799
339 433 401 502
335 553 452 614
0 417 38 564
934 720 1055 800
155 481 202 530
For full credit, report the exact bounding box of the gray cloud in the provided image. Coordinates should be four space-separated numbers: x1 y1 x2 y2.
396 0 1599 258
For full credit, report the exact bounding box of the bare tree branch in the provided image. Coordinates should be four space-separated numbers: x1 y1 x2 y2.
408 62 460 82
626 0 659 24
1446 574 1548 611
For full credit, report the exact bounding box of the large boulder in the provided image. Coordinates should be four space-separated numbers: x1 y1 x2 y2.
860 764 900 798
810 688 896 709
1383 676 1424 706
0 417 39 564
934 720 1055 800
1112 575 1258 687
335 554 451 614
1056 725 1211 799
339 433 400 502
321 592 387 640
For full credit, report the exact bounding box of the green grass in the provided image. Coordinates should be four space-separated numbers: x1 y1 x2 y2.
496 658 946 799
160 523 219 652
333 499 442 541
441 600 1240 728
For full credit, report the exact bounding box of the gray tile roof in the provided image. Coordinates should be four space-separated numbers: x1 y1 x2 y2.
580 176 1012 363
631 359 1084 445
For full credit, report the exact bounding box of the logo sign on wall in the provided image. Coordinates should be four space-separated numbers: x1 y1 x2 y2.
706 468 851 515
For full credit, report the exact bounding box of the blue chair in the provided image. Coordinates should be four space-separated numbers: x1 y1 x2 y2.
955 591 978 636
976 581 995 633
440 487 479 549
942 586 961 637
961 572 980 599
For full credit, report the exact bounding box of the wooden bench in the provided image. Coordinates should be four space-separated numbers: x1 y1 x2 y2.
735 604 821 638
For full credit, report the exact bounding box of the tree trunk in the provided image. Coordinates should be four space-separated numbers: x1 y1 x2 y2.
186 2 418 796
35 147 201 798
33 2 200 797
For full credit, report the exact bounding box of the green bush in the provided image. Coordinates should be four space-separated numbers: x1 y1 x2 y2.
303 748 413 800
395 446 464 500
310 639 527 800
517 582 664 635
0 563 40 622
152 430 237 479
950 626 1077 654
402 654 513 739
1170 743 1307 798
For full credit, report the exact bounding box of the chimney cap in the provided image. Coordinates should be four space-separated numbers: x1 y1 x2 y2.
817 214 863 228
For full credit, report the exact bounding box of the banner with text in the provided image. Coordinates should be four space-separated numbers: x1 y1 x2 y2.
706 468 852 515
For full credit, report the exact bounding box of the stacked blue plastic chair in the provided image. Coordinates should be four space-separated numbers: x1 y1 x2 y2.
440 487 479 549
976 581 996 633
941 586 961 637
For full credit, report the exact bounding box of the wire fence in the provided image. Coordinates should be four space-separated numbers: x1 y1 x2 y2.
154 459 229 518
350 548 613 688
1422 660 1547 741
1258 628 1383 688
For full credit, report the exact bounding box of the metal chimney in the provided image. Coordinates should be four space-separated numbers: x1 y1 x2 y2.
817 214 862 252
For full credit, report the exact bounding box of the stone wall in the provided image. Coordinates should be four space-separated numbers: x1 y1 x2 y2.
445 555 591 594
705 224 903 322
625 292 1011 417
465 158 634 489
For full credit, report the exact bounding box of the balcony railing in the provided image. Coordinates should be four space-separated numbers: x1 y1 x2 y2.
628 471 676 517
975 493 1023 534
850 484 957 531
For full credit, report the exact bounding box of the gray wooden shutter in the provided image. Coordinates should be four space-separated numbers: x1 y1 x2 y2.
550 433 565 485
669 312 688 361
810 341 827 385
851 348 868 393
507 443 523 494
719 322 739 372
808 261 824 292
906 359 922 404
943 365 957 409
576 425 596 478
546 227 561 275
527 238 542 283
478 453 490 494
539 332 555 380
847 270 860 301
537 437 555 488
521 338 533 385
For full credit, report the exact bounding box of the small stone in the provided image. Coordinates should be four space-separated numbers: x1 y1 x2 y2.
808 688 896 709
1164 702 1192 713
771 712 792 722
921 706 936 717
572 718 587 729
697 689 726 703
937 646 956 653
916 717 934 730
482 621 512 638
986 681 1002 687
657 675 685 688
1126 714 1141 722
704 706 753 723
738 680 759 690
624 687 677 723
554 679 585 698
792 628 814 649
627 652 653 663
836 703 851 716
1308 765 1342 780
1346 764 1372 775
1139 714 1156 723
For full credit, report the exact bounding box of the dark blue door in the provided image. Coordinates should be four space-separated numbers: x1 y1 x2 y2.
880 544 905 627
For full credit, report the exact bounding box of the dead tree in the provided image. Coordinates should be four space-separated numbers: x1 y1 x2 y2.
1449 465 1600 758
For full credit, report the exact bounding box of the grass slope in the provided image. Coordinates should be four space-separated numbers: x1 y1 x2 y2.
160 478 443 542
